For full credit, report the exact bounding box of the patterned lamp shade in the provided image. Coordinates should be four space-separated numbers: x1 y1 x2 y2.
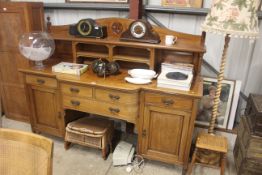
202 0 260 39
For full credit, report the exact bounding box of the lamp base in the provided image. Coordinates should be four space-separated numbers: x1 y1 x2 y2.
34 61 45 70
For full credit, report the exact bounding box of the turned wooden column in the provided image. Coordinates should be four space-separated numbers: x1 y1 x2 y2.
208 34 231 134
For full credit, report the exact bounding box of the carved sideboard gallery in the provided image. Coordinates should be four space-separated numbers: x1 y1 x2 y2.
18 17 205 173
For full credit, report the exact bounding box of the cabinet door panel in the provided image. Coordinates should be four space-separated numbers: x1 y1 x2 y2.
149 111 183 155
0 8 27 52
142 105 190 164
30 86 62 137
2 85 29 121
0 52 29 85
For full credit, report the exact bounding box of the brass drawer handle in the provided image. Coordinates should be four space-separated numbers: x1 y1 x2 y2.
70 87 80 93
70 100 80 106
109 107 120 113
109 94 120 100
162 99 174 106
36 79 45 84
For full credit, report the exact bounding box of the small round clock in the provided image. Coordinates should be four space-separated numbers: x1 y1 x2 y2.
77 19 92 36
130 21 146 39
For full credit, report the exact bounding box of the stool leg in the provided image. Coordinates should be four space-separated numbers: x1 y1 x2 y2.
187 148 198 175
102 147 107 160
64 141 71 150
109 142 113 153
220 153 226 175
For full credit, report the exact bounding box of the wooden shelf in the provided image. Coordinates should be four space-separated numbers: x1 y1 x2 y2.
195 162 220 169
113 54 150 65
76 51 108 59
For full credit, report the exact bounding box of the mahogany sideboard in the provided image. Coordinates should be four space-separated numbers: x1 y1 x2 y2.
19 18 205 174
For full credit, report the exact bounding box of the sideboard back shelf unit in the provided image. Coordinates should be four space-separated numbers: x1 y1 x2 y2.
49 18 205 72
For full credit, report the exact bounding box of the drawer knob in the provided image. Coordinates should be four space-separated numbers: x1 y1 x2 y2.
109 94 120 100
162 99 174 106
70 87 80 93
36 79 45 84
70 100 80 106
109 107 120 113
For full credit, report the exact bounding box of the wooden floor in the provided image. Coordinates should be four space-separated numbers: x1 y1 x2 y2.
1 116 237 175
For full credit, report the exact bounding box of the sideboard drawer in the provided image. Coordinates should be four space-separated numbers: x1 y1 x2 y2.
63 96 138 124
95 88 138 104
61 83 93 99
145 93 193 110
25 75 57 88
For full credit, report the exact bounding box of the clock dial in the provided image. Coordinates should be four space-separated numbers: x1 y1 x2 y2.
77 20 92 36
130 21 146 39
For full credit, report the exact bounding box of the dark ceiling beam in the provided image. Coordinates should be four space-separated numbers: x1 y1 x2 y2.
145 5 209 16
44 3 129 11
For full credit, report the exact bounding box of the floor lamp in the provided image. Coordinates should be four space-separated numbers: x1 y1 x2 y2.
203 0 260 134
187 0 260 174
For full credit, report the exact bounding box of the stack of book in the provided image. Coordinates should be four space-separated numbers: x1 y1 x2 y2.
52 62 88 76
157 63 194 91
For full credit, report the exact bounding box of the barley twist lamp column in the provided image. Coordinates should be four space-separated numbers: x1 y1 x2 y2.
187 0 260 174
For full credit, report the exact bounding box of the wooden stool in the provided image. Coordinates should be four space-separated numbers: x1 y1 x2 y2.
64 117 114 159
187 133 228 175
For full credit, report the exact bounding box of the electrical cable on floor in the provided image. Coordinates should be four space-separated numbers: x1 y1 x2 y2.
126 155 144 174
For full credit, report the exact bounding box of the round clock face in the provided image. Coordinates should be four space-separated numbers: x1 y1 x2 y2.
130 21 146 39
77 20 92 36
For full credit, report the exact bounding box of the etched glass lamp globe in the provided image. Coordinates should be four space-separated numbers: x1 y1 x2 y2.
19 32 55 69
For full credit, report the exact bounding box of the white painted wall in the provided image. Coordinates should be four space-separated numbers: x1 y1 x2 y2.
11 0 262 96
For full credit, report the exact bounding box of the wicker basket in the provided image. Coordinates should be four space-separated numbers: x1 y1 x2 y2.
65 117 114 159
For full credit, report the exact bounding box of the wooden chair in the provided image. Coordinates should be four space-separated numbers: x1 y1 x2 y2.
187 132 227 175
0 96 2 127
0 128 53 175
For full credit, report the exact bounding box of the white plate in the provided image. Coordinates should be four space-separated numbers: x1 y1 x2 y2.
128 69 157 79
125 77 151 85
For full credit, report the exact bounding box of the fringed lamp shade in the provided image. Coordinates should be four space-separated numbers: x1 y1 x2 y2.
202 0 260 39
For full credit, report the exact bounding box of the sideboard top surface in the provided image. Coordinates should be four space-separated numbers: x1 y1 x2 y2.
19 63 203 98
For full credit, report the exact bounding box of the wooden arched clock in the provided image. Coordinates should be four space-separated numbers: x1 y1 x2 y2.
120 20 160 44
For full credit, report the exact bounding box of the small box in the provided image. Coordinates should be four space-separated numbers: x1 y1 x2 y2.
52 62 88 75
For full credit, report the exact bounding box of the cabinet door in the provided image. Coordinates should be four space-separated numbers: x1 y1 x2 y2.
29 86 62 137
141 105 190 164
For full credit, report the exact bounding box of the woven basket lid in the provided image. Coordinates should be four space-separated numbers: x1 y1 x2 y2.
67 117 113 135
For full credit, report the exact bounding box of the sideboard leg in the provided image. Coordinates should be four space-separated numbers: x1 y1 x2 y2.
182 167 187 175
